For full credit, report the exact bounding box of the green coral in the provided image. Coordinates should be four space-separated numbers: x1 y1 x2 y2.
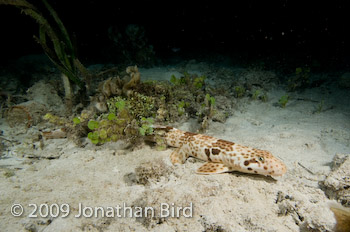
107 96 126 114
193 75 206 89
203 94 216 119
205 94 216 106
87 131 99 144
87 112 131 145
43 113 66 125
315 100 324 113
115 100 126 111
252 90 268 102
288 67 311 91
139 117 154 136
87 93 157 144
252 90 261 100
107 113 116 121
177 101 189 116
43 67 230 147
261 94 268 102
84 69 229 145
170 75 180 85
99 129 108 140
128 93 155 119
72 117 81 125
87 120 99 130
278 94 289 108
107 94 155 119
43 111 94 146
170 73 206 89
234 86 246 98
170 75 187 86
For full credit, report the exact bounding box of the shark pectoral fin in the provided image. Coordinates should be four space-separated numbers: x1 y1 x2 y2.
170 146 188 165
196 162 230 174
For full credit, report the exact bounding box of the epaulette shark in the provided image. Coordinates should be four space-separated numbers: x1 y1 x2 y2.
153 126 287 177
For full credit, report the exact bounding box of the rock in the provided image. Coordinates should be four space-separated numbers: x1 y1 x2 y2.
27 80 65 114
321 154 350 206
6 101 47 128
134 159 172 186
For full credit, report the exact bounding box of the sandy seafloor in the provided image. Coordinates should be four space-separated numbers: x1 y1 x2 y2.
0 62 350 231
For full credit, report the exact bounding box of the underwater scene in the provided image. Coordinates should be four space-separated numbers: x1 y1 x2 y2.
0 1 349 231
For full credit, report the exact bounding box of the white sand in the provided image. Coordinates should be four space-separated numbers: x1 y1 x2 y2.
0 66 349 231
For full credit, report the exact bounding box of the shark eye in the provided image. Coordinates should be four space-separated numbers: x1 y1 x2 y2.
258 157 265 162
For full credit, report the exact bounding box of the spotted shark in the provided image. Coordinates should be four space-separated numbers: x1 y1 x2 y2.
154 126 287 177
